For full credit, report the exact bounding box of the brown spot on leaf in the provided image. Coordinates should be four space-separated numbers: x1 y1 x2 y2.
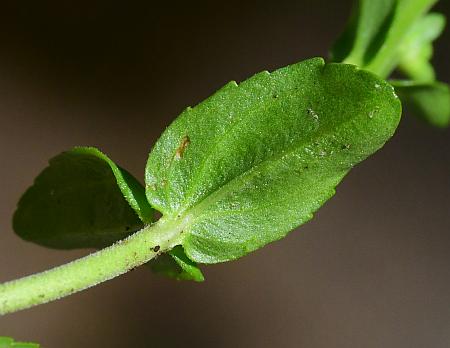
153 245 160 252
147 183 157 191
175 135 190 159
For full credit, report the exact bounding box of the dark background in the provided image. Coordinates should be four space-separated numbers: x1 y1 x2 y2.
1 1 449 347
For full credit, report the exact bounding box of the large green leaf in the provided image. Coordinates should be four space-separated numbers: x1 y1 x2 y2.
0 337 39 348
145 58 401 263
13 147 151 249
392 80 450 127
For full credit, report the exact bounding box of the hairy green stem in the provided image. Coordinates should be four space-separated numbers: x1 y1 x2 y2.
0 216 187 315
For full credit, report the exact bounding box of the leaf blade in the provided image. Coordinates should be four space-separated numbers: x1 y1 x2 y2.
14 147 203 281
72 147 154 223
146 58 401 263
13 147 150 249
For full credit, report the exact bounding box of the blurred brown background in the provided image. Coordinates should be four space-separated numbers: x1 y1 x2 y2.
0 1 449 347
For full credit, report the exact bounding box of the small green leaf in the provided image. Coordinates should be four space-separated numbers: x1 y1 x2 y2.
145 58 401 263
397 13 446 82
149 246 204 282
0 337 39 348
14 147 202 281
13 147 151 249
392 80 450 127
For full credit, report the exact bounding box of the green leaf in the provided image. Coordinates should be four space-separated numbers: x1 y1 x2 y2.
0 337 39 348
14 147 202 281
392 80 450 127
13 147 151 249
149 246 205 282
145 58 401 263
397 13 446 83
332 0 440 77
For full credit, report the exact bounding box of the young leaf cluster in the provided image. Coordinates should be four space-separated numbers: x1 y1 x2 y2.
332 0 450 127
